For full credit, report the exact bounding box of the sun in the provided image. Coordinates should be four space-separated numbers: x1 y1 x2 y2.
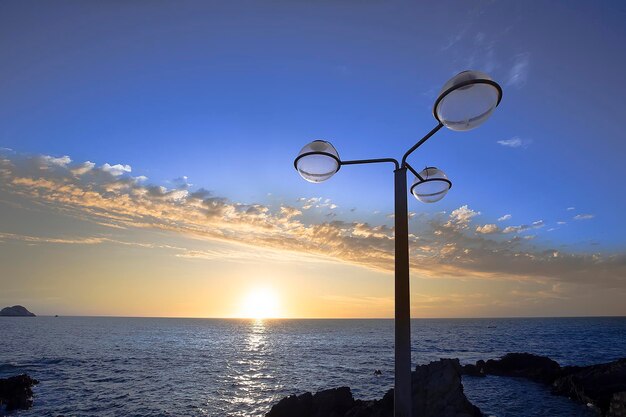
239 288 280 319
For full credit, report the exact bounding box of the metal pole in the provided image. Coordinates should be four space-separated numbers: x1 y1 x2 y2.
394 167 412 417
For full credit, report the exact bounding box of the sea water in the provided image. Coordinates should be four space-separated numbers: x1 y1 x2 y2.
1 317 625 416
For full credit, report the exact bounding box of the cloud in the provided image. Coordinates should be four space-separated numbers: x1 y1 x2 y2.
442 26 469 51
298 197 321 210
557 221 567 225
502 225 524 234
171 176 192 189
476 224 499 234
498 214 512 222
298 197 337 211
1 151 624 290
279 206 302 219
574 214 595 220
497 137 531 148
71 161 96 176
507 53 530 88
41 155 71 167
189 188 211 199
0 232 105 245
101 163 132 176
445 205 480 230
567 207 575 211
502 220 544 234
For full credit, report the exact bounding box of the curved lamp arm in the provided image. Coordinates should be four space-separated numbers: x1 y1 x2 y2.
400 122 443 167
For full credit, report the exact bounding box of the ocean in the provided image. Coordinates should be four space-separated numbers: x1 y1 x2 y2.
1 317 625 416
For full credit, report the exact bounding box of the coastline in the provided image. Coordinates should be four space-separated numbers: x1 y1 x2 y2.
2 316 625 416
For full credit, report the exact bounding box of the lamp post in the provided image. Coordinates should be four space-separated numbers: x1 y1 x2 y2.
293 70 502 417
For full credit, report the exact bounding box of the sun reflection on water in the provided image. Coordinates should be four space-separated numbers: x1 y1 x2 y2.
227 319 281 416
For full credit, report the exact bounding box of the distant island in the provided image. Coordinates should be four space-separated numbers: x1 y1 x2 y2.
0 305 36 317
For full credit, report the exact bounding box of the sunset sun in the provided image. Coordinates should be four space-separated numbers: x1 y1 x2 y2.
239 288 280 319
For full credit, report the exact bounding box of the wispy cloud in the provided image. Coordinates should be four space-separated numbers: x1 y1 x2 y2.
497 137 531 148
298 197 337 211
502 220 544 234
574 214 595 220
442 25 469 51
0 232 105 245
0 232 181 250
567 207 575 211
498 214 512 222
507 52 530 88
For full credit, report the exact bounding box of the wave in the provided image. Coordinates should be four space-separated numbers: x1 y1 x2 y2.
0 362 21 372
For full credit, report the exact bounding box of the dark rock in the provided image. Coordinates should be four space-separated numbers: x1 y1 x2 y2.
266 387 354 417
0 305 36 317
478 352 561 383
552 358 626 416
312 387 355 417
608 391 626 417
266 359 482 417
461 364 485 377
346 390 394 417
412 359 482 417
0 374 39 411
266 391 314 417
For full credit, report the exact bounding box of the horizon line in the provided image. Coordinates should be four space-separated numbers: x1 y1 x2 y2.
10 314 626 320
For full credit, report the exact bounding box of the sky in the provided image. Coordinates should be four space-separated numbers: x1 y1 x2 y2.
1 0 625 318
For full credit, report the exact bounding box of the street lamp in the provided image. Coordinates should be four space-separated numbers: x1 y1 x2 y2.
293 70 502 417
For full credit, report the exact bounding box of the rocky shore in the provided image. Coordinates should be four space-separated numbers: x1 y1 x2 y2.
267 353 626 417
0 374 39 411
2 353 624 416
266 358 480 417
462 353 626 416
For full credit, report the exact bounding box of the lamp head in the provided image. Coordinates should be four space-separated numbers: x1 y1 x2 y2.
410 167 451 203
294 140 341 183
434 70 502 131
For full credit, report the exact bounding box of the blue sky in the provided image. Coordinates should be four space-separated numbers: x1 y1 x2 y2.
1 1 625 317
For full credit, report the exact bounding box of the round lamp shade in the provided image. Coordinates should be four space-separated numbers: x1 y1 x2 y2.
294 140 341 183
410 167 451 203
434 70 502 131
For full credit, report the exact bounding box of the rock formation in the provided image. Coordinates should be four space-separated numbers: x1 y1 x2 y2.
0 374 39 411
0 305 36 317
608 392 626 417
552 358 626 416
411 359 482 417
266 359 482 417
470 352 561 383
461 353 626 416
